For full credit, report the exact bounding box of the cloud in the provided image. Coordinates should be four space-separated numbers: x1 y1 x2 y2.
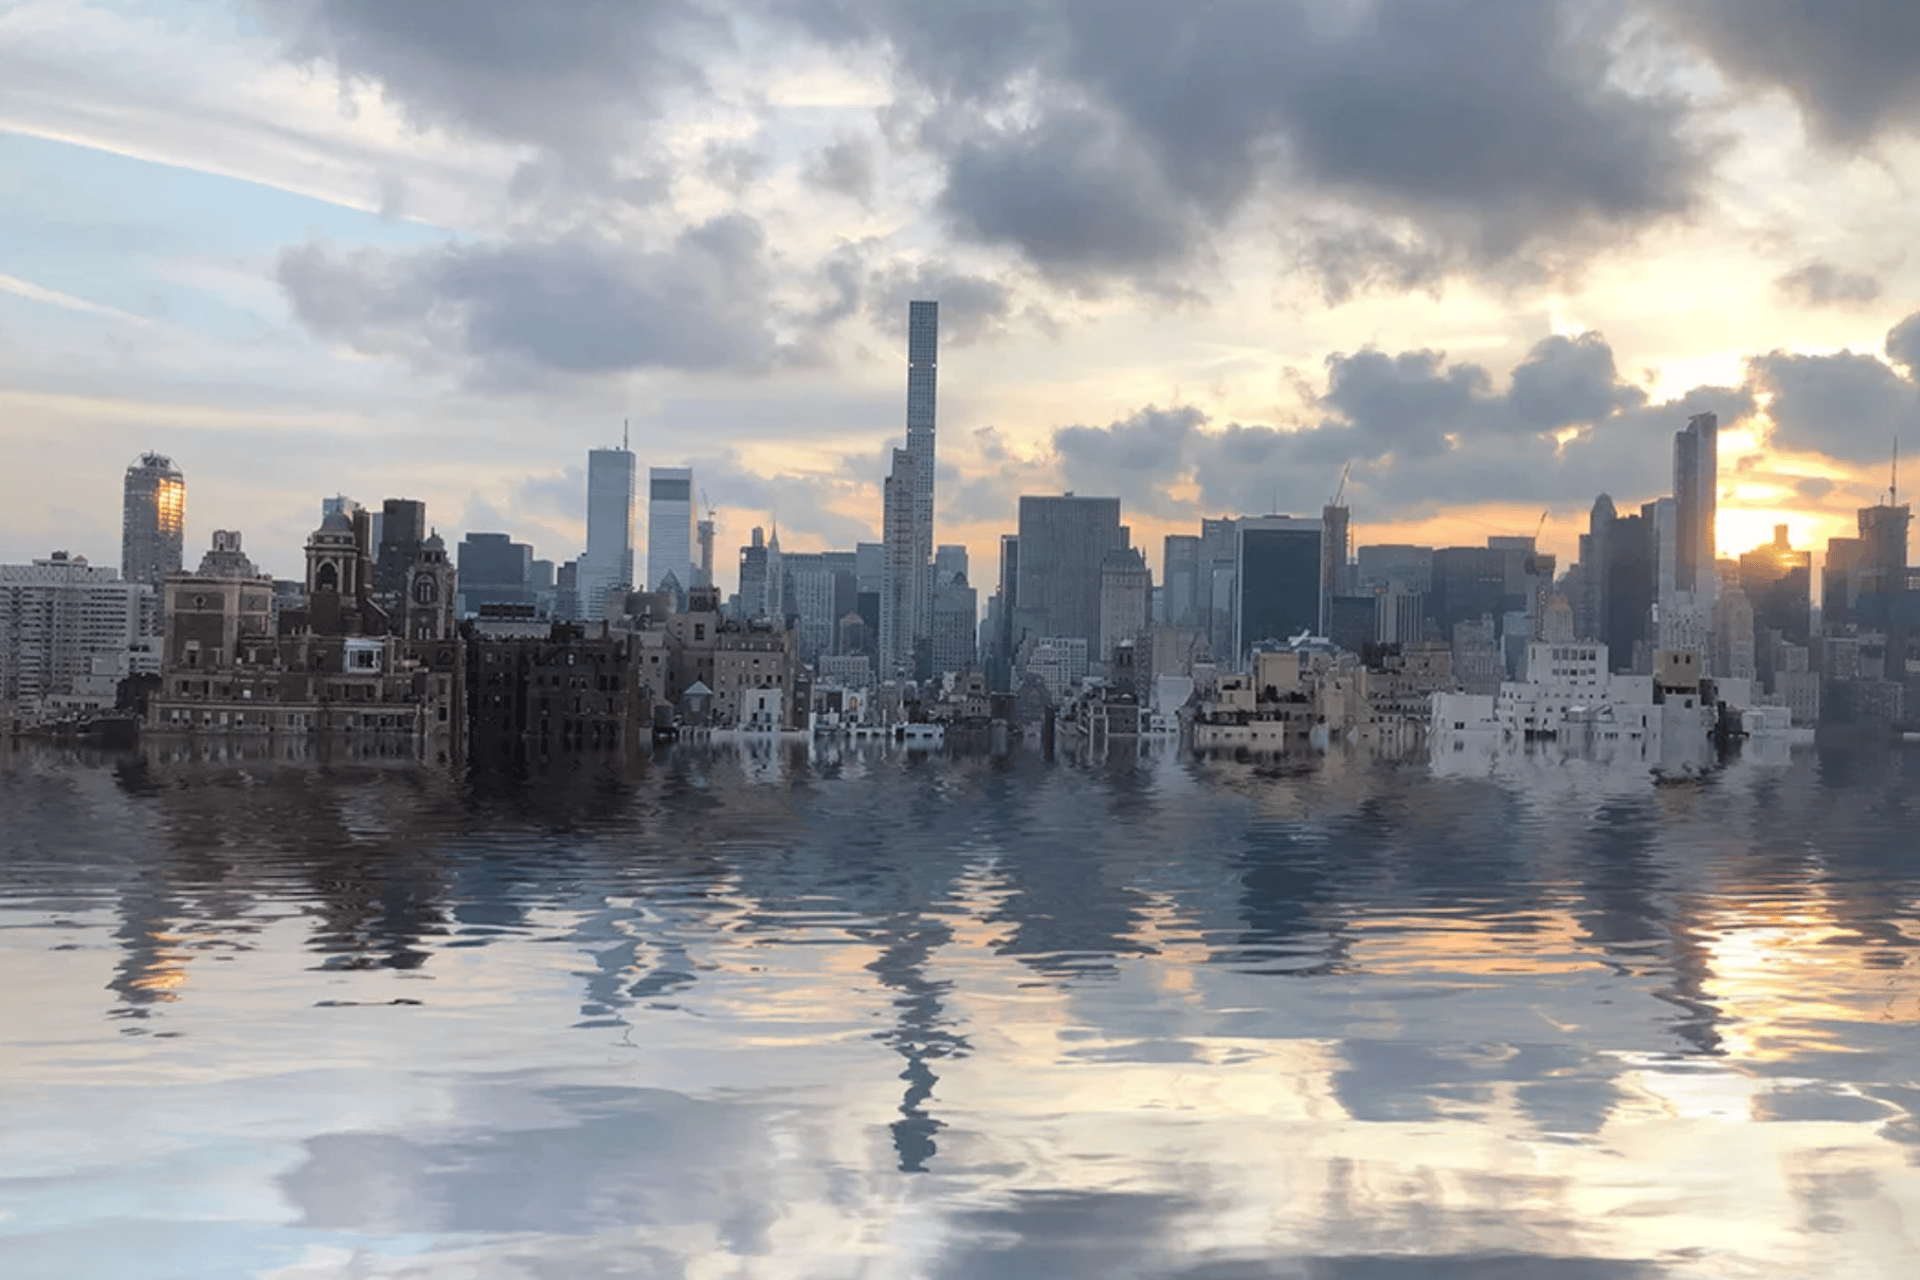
863 260 1020 346
1031 332 1754 524
1884 311 1920 374
254 0 719 164
276 216 786 382
1746 347 1920 467
937 110 1204 283
790 0 1712 292
803 135 876 204
1774 261 1882 308
1653 1 1920 148
1052 406 1205 517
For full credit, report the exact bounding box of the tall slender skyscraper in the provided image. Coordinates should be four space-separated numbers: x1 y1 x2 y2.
647 467 696 597
879 449 921 676
579 445 634 620
122 452 185 593
1673 411 1718 610
905 301 938 640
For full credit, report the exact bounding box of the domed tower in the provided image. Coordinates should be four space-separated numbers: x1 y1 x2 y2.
404 530 457 642
305 508 360 599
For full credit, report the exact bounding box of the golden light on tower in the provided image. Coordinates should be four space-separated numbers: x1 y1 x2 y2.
155 477 184 535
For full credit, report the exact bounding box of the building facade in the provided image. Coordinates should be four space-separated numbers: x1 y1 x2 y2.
0 552 154 721
121 452 185 602
1234 516 1323 662
1013 495 1126 668
579 445 635 621
647 467 697 599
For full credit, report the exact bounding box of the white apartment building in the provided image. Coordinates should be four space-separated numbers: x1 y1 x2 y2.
0 553 155 719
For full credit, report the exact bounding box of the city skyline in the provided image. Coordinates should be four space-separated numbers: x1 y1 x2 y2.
9 4 1920 587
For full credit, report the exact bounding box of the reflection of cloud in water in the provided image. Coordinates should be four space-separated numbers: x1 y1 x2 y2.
7 739 1920 1276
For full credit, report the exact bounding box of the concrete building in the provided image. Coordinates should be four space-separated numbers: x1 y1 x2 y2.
1714 582 1758 685
1356 544 1433 595
930 575 978 679
1098 546 1152 665
647 467 697 599
1451 615 1504 697
905 301 939 644
1320 503 1352 627
468 624 651 752
1013 495 1127 673
148 514 464 757
1740 525 1811 649
783 550 858 663
373 499 427 601
579 445 635 621
1024 636 1090 703
121 452 185 602
1377 587 1427 649
456 533 537 616
1673 412 1719 613
880 451 921 676
0 552 155 721
736 526 783 623
1161 534 1202 630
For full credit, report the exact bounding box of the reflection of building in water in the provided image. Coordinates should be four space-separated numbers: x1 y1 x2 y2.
111 746 465 984
148 517 464 759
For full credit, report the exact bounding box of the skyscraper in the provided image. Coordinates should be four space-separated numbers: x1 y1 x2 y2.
1739 525 1811 646
1854 501 1912 630
1673 411 1719 609
122 452 185 595
1099 546 1152 663
374 498 427 599
906 301 938 642
1233 516 1322 661
579 445 634 620
1012 494 1126 662
647 467 696 597
879 450 920 676
1320 503 1351 633
1161 534 1202 629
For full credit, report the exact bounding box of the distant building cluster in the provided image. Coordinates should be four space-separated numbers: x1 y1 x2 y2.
7 308 1920 754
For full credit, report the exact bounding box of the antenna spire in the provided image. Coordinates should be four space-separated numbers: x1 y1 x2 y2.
623 418 630 451
1893 431 1900 508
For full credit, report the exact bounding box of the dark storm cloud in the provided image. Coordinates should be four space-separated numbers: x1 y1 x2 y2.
277 216 783 380
1052 406 1205 516
255 0 716 159
1745 348 1920 467
1774 261 1883 308
938 111 1201 281
1043 333 1752 522
1653 1 1920 147
791 0 1710 291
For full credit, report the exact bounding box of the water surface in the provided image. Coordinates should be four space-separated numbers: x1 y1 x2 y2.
2 737 1917 1278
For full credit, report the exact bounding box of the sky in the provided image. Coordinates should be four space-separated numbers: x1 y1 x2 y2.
6 0 1920 589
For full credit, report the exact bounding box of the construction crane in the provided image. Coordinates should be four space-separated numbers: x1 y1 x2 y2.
1329 463 1351 509
1535 509 1550 542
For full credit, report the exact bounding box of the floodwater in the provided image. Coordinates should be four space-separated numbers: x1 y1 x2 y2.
2 735 1918 1278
